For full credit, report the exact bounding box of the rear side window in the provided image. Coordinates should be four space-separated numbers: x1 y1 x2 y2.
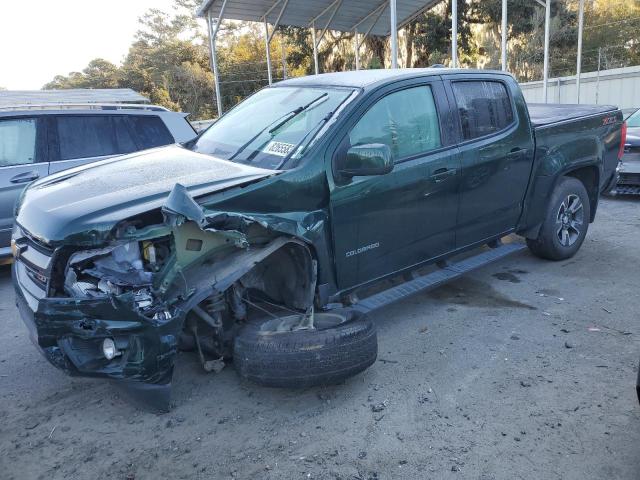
113 117 138 154
452 81 514 141
349 85 441 162
57 116 118 160
0 118 37 166
127 116 174 149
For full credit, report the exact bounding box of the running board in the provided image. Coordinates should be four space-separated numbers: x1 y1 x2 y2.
614 185 640 195
352 242 527 314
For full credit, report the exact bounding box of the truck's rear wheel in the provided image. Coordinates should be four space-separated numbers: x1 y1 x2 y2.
233 309 377 388
526 176 591 260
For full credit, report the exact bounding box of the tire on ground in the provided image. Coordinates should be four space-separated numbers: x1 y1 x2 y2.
526 176 591 261
233 309 377 388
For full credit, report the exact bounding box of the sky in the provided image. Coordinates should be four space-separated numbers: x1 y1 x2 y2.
0 0 178 90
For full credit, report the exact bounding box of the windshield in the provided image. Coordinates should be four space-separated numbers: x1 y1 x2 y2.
627 109 640 127
191 86 353 169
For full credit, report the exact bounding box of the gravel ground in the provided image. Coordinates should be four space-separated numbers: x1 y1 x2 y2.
1 197 639 480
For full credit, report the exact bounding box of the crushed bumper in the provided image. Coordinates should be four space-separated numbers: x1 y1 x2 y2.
14 263 179 409
12 183 323 409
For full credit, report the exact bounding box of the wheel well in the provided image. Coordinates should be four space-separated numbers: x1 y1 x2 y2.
564 166 599 222
239 242 317 311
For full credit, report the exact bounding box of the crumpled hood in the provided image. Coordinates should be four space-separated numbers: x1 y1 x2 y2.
17 145 276 244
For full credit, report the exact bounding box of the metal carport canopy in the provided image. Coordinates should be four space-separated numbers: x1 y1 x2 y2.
196 0 440 36
197 0 572 116
197 0 444 115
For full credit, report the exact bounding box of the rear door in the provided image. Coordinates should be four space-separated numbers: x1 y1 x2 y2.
0 116 49 250
329 79 460 289
444 76 534 247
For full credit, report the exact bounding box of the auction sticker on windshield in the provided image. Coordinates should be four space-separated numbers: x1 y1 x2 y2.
264 141 296 157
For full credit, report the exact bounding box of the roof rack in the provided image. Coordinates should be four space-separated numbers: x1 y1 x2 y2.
0 103 169 112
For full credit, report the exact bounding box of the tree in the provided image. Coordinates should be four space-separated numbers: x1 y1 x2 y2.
43 59 120 89
42 0 640 116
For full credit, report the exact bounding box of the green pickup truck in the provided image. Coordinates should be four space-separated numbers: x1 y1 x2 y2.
12 69 625 409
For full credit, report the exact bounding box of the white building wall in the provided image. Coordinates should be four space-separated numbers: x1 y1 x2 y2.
519 65 640 112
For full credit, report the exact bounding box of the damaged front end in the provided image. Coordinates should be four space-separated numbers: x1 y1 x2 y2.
13 183 318 410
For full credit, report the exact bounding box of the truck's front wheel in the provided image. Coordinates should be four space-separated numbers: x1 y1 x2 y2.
526 176 591 260
234 309 377 388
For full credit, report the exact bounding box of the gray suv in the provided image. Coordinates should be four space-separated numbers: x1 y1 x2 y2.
0 104 196 257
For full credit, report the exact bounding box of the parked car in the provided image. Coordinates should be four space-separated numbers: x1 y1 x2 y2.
614 108 640 194
0 104 196 258
12 69 624 409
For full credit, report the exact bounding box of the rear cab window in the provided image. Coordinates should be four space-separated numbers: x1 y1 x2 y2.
348 85 442 162
451 80 515 141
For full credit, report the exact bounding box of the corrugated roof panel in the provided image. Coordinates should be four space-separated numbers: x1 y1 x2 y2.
0 89 149 107
198 0 440 36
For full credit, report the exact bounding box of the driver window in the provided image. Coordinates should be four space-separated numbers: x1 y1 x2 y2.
349 85 441 162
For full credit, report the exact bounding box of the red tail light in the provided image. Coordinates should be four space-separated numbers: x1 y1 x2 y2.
618 121 627 160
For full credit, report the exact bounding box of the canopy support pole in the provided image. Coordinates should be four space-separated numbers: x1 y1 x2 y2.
206 0 228 117
264 20 273 84
354 31 360 70
263 0 289 85
390 0 398 68
501 0 507 70
310 0 343 75
451 0 457 68
576 0 584 103
311 22 319 75
352 4 387 71
281 38 287 79
542 0 550 103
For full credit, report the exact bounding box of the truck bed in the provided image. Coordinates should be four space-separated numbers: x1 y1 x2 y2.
527 102 623 203
528 103 618 128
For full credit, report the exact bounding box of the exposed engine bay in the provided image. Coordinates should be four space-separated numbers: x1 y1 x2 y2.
52 183 319 378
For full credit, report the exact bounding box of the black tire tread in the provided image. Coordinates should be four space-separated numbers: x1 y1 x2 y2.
526 176 591 261
233 310 377 388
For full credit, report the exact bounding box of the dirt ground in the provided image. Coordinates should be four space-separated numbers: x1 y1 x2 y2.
1 197 639 480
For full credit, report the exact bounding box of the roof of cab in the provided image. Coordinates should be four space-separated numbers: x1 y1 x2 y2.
276 68 512 89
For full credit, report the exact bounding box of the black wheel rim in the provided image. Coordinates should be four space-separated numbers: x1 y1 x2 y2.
556 194 584 247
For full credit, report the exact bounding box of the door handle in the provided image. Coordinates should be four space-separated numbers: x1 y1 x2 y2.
503 148 526 171
430 168 457 183
10 171 40 184
506 148 525 160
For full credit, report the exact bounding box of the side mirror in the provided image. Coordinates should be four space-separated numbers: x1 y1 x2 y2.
336 143 394 178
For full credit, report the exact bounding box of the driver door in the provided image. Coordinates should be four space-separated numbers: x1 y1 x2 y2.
329 80 460 289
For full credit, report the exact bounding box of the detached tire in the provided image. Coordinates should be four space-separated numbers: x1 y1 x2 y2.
526 176 591 261
233 309 377 388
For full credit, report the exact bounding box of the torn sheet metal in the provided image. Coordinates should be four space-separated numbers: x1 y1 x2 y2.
162 183 207 227
15 177 326 411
